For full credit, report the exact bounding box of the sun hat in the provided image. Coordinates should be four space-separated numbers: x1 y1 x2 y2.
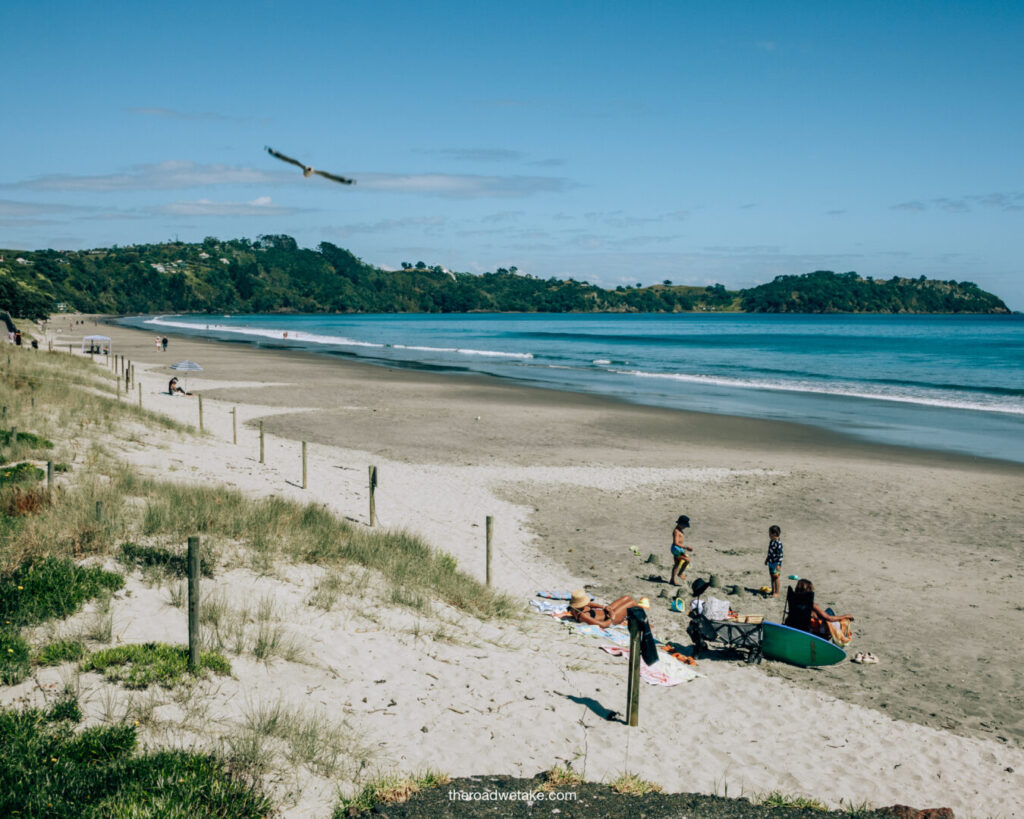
569 590 591 609
638 597 650 608
690 577 710 598
676 515 690 528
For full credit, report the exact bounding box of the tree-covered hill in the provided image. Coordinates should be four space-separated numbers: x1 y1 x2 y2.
0 237 1010 319
740 270 1010 314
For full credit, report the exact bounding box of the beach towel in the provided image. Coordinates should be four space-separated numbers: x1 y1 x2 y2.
598 645 700 685
572 623 631 646
535 591 572 600
529 599 570 615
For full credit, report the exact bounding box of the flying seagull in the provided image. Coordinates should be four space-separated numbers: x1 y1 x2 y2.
265 146 355 185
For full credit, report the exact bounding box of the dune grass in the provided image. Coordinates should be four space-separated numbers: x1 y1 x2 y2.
336 770 451 815
0 696 271 818
609 771 664 796
81 643 231 689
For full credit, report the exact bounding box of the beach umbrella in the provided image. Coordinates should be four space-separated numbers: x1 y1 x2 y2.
169 360 203 391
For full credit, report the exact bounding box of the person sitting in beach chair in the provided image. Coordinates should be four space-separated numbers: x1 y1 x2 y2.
567 590 638 627
784 579 854 645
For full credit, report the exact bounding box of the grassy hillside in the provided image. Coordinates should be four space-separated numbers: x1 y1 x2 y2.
0 238 1010 318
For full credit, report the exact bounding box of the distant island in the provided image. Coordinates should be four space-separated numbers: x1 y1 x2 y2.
0 235 1011 319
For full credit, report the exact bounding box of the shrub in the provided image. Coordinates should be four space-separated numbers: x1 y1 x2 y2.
0 462 45 488
0 557 124 628
0 698 271 817
1 485 51 517
36 638 87 666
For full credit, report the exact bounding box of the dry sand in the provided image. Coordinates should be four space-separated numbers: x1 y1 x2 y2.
6 315 1024 816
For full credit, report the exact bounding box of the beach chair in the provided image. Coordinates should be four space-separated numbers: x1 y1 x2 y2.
687 614 763 663
783 586 814 632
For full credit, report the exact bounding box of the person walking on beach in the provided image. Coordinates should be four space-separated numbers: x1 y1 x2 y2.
765 524 783 598
161 337 168 351
670 515 692 586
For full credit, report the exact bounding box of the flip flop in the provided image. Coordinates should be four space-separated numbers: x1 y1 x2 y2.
851 653 865 664
863 653 879 664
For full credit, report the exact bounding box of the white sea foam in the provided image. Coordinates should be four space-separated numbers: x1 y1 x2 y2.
609 368 1024 416
392 344 532 359
144 316 385 348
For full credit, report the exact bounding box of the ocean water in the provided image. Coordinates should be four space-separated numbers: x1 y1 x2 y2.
121 313 1024 464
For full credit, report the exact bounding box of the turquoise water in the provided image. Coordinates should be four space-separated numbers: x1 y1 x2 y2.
121 313 1024 464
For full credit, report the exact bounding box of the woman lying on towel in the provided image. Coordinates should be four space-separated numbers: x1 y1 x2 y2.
567 590 639 627
790 578 855 646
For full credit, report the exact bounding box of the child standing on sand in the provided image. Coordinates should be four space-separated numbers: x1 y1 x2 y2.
765 524 783 597
670 515 692 586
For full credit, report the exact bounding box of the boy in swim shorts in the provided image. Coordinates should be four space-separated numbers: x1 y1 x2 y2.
670 515 692 586
765 524 783 598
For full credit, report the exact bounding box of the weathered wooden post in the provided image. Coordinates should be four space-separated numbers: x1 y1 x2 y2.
10 426 16 444
626 615 641 727
198 394 204 432
368 465 378 526
187 536 200 671
485 516 494 586
116 375 121 398
232 407 237 445
47 461 54 491
138 383 142 410
2 406 6 422
301 441 307 489
259 421 265 463
95 500 103 521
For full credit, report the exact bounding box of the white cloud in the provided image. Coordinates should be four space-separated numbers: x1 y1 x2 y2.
150 196 305 217
5 161 284 192
356 172 574 198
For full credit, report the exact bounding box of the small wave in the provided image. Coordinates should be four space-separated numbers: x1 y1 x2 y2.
392 344 532 359
144 316 384 348
610 369 1024 415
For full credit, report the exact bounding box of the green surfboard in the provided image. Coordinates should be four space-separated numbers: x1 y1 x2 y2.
761 622 846 667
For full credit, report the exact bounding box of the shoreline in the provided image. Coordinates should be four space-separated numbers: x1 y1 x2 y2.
19 314 1024 815
105 315 1024 474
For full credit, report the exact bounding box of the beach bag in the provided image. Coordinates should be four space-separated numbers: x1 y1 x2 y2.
703 597 730 621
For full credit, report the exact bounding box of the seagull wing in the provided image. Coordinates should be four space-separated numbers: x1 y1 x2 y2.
265 146 306 170
313 168 356 185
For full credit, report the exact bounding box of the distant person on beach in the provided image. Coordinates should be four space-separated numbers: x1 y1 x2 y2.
14 331 22 346
155 336 162 350
567 590 637 627
161 337 168 351
765 524 783 598
168 377 190 396
670 514 692 586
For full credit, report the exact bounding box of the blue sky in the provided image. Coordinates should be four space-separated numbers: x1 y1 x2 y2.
2 1 1022 308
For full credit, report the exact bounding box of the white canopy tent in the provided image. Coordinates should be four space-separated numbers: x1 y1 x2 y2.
81 335 111 354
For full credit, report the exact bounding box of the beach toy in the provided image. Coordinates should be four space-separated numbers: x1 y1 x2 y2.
788 574 800 580
629 545 641 557
671 598 686 612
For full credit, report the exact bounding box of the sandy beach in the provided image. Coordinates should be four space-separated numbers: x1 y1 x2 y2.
8 315 1024 816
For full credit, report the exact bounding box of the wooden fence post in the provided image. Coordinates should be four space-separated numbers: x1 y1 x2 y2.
626 616 641 727
47 461 54 491
10 426 16 444
232 407 237 445
95 500 103 521
259 421 265 463
368 465 378 526
188 536 200 671
301 441 307 489
486 516 494 586
138 383 142 409
198 394 204 432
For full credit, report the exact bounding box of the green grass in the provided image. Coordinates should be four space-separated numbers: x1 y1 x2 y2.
36 638 87 666
757 790 829 810
0 556 123 628
0 428 54 449
335 770 451 815
118 541 214 578
0 697 271 817
0 629 30 685
0 461 44 488
81 643 231 689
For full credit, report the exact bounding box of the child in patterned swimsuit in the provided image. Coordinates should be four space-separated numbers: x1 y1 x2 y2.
765 524 783 598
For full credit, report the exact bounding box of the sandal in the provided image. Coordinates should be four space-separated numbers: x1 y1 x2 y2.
851 653 865 664
863 653 879 664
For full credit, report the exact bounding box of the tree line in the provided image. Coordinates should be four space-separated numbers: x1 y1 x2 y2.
0 237 1010 320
